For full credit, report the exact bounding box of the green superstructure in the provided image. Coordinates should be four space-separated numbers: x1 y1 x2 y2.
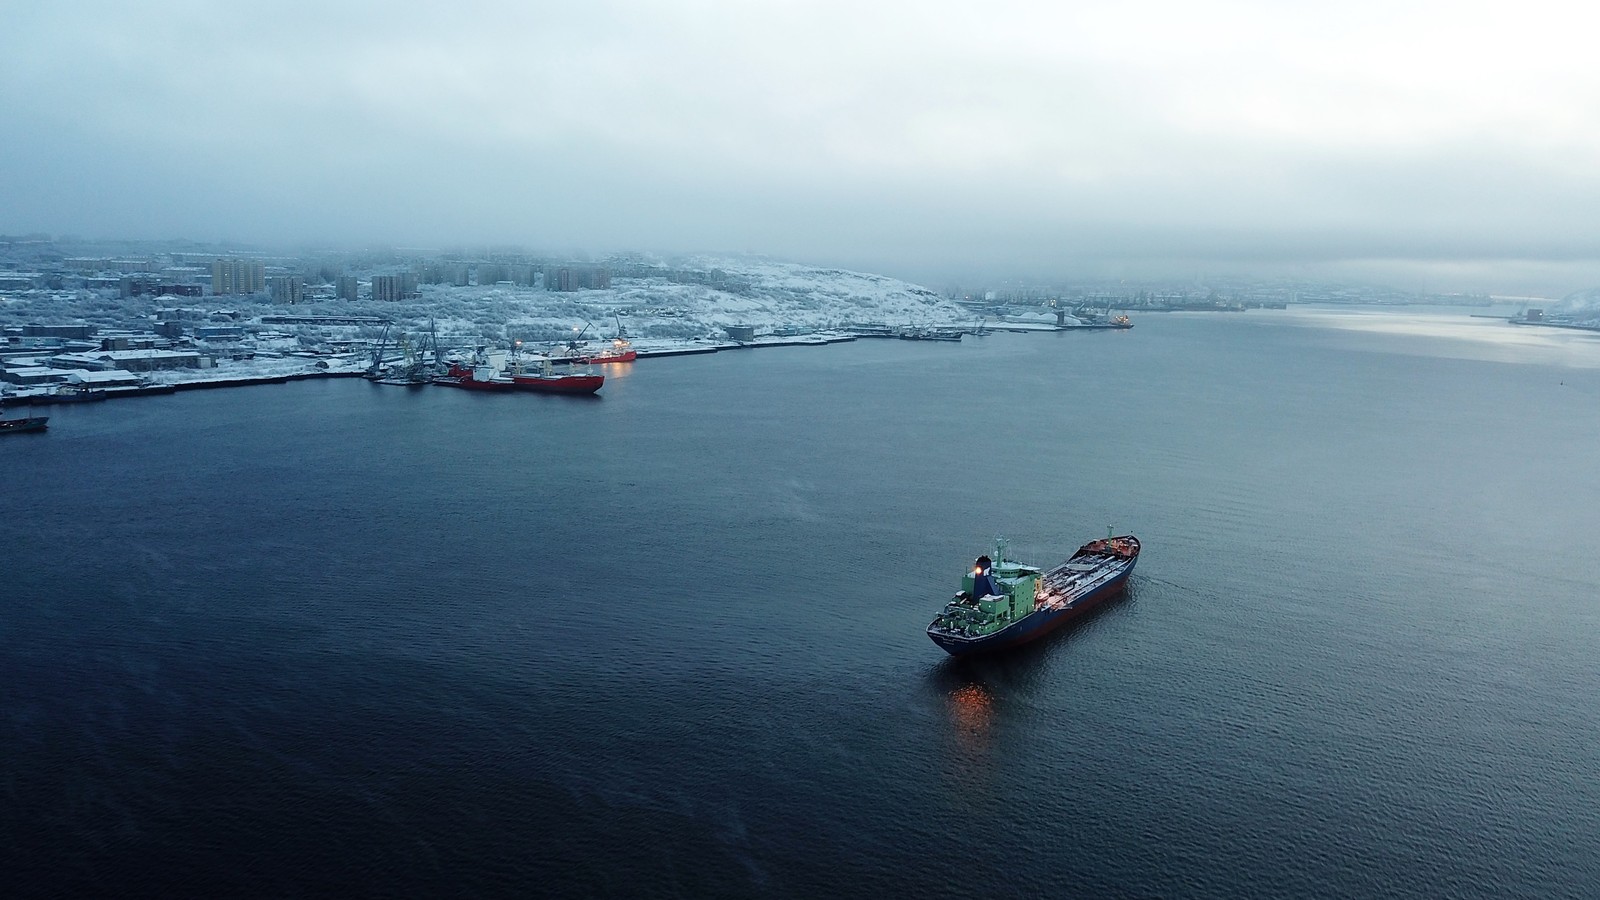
935 540 1042 637
928 534 1142 656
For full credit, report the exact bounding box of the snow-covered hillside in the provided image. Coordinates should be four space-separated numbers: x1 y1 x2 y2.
1554 287 1600 320
0 256 974 349
385 257 969 344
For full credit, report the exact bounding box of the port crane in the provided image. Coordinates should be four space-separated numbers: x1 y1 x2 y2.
563 321 593 356
365 320 394 379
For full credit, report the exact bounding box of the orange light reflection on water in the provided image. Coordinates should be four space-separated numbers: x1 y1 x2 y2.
940 680 1000 798
948 682 994 756
592 361 635 381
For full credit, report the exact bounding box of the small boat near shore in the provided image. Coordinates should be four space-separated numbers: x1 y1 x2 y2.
373 374 431 387
571 317 637 364
895 326 964 342
54 384 108 402
1056 306 1134 330
0 415 49 435
576 337 636 365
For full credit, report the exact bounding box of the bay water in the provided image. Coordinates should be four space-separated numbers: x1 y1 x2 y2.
4 308 1599 897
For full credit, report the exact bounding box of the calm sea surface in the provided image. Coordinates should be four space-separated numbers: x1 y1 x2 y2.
4 308 1599 898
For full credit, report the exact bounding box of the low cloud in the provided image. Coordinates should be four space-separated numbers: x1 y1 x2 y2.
4 1 1599 293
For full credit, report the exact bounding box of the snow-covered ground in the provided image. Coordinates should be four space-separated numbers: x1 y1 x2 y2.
0 256 990 392
1552 287 1600 320
371 257 974 346
5 256 975 343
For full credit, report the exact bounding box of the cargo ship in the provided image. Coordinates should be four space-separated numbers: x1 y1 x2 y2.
507 356 604 395
927 535 1139 656
433 363 515 392
509 368 604 395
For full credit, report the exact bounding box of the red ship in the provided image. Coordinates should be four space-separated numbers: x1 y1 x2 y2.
509 367 604 395
434 363 515 392
576 338 636 365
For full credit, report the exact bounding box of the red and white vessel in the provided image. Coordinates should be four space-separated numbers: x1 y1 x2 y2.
509 359 604 395
576 337 636 365
433 363 515 392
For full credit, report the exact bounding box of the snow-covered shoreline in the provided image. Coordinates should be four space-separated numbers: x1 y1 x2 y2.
3 255 1012 402
3 327 924 405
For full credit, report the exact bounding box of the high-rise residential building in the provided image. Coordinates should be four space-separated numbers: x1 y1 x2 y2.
268 275 304 304
336 275 359 301
543 265 611 292
368 273 420 302
371 274 403 302
211 258 265 295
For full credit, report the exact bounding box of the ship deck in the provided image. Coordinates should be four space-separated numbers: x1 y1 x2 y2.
1035 554 1128 610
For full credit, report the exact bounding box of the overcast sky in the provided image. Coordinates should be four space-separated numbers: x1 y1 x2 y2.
3 1 1598 292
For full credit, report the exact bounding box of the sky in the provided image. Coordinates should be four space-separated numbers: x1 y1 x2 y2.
4 0 1599 293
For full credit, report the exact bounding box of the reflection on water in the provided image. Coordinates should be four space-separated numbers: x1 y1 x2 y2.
925 589 1137 797
947 682 995 758
931 670 1001 796
592 360 637 380
1274 307 1600 368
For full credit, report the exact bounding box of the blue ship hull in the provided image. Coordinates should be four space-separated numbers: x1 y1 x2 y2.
927 539 1138 657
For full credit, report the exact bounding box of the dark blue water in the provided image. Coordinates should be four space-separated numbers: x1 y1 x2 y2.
5 310 1600 898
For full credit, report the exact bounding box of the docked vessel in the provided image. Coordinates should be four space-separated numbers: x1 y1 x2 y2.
576 337 636 365
927 535 1139 656
373 372 431 387
509 359 604 395
433 363 515 392
1056 307 1133 330
895 326 964 342
0 415 49 435
54 383 108 402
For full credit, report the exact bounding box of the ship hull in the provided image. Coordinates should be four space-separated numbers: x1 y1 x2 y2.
432 376 515 392
509 374 604 395
0 416 50 434
576 350 636 364
927 538 1138 657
